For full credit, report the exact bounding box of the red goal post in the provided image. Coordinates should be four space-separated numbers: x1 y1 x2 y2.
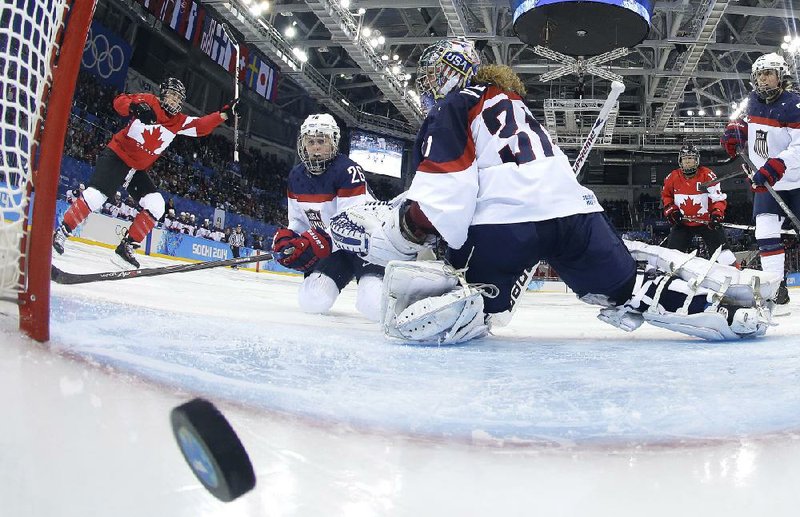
1 0 96 341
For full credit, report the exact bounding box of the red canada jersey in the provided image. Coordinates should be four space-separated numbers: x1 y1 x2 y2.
107 93 225 170
661 165 727 226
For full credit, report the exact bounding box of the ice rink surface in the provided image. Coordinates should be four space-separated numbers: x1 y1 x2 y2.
3 240 800 516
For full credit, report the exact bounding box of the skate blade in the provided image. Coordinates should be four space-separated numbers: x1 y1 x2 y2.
110 254 139 271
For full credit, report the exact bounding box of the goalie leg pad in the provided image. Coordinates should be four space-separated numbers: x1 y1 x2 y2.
624 239 782 304
381 260 460 331
642 306 768 341
298 272 340 314
394 288 488 344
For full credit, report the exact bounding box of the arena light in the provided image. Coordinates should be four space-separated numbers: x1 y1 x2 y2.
292 47 308 62
284 25 296 39
715 109 722 116
698 109 705 116
340 0 350 8
781 34 800 54
687 110 694 116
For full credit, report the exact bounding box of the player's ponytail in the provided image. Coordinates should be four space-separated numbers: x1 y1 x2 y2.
474 65 527 97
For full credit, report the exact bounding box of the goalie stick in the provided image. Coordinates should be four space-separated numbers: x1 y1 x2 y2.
51 252 274 285
572 80 625 177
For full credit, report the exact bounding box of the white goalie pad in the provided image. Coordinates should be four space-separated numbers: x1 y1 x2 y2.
395 289 489 344
642 306 769 341
381 260 490 345
329 197 432 266
624 240 782 305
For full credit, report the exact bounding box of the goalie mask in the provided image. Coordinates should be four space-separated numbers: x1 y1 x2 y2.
678 144 700 177
159 77 186 115
415 38 480 114
751 53 790 101
297 113 340 175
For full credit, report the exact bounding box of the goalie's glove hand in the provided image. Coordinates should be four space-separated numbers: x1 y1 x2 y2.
220 98 239 121
663 203 682 226
721 120 747 158
276 228 332 272
709 208 724 229
751 157 785 192
130 102 157 124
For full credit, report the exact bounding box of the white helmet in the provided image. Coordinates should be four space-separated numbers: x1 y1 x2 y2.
751 53 790 100
415 38 481 113
297 113 340 175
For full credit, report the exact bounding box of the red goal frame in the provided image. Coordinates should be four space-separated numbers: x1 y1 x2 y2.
16 0 96 342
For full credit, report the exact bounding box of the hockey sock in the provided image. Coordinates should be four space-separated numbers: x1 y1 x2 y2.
128 210 157 243
62 197 91 232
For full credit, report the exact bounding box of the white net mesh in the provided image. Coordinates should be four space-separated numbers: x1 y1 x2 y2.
0 0 69 295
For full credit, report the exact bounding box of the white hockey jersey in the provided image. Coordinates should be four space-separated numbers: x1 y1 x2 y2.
406 84 602 249
743 89 800 191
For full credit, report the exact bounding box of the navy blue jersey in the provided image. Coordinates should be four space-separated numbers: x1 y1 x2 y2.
286 154 374 233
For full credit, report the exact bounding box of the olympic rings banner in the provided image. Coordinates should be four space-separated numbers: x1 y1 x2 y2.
81 21 132 89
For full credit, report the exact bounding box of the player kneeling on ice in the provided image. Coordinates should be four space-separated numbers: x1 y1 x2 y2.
329 38 780 345
271 114 383 321
52 77 238 269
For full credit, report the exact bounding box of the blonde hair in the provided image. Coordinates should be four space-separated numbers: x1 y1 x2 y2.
474 65 527 97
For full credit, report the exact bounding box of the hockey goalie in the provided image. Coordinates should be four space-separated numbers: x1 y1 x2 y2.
328 38 781 345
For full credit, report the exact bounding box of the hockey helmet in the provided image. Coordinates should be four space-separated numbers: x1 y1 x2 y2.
751 53 790 101
415 38 480 113
678 143 700 176
297 113 340 175
159 77 186 115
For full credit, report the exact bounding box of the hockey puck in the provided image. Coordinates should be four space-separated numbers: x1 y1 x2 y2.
170 398 256 502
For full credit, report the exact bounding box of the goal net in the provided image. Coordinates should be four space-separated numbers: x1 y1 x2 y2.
0 0 95 341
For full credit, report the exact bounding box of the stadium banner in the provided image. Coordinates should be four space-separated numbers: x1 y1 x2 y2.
81 21 132 89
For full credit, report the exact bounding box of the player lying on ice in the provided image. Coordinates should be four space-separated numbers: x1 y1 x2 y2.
328 38 781 345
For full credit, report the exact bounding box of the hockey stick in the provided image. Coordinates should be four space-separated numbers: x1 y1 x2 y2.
51 252 274 285
737 148 800 233
719 221 797 236
698 158 744 192
221 24 240 163
573 80 625 177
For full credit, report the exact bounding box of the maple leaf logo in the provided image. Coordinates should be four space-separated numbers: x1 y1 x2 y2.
679 197 703 217
141 127 163 154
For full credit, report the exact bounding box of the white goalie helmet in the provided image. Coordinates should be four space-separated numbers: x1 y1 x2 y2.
297 113 340 175
415 38 481 113
751 52 790 100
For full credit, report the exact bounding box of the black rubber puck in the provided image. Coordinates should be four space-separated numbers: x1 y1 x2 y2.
170 398 256 502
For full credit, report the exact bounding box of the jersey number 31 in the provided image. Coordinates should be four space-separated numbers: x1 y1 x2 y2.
482 99 554 165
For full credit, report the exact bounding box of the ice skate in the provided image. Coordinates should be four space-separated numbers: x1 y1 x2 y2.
112 234 141 269
52 224 70 255
773 280 791 316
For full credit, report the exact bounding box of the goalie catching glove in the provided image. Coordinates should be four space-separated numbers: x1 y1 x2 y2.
272 228 332 272
329 198 433 267
130 102 157 124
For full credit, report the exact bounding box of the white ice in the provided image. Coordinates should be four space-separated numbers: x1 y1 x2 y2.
2 240 800 516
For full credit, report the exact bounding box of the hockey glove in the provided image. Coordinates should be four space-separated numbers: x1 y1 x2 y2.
721 120 747 158
272 228 299 254
709 208 724 229
278 228 332 272
220 98 239 121
752 158 786 191
663 203 683 226
130 102 157 124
